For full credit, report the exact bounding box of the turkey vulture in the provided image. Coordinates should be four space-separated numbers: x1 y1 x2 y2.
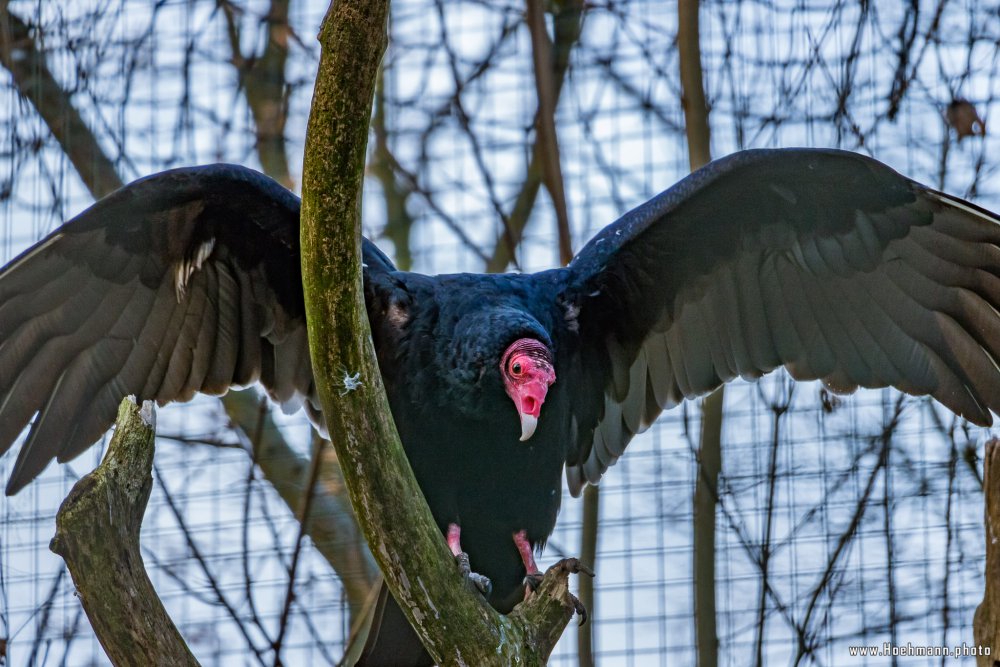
3 148 1000 664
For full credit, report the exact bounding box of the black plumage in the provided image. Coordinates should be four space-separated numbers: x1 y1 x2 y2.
3 148 1000 665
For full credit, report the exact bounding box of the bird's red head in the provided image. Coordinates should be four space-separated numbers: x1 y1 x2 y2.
500 338 556 442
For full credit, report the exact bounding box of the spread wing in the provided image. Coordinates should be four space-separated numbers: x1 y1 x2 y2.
561 148 1000 494
0 164 395 494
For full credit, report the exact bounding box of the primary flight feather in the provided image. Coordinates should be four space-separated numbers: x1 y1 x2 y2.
2 148 999 664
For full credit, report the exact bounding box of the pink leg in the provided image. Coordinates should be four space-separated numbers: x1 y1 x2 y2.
447 523 463 556
450 523 491 597
513 529 540 575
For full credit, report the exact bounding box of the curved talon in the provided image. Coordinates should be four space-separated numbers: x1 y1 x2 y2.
551 558 593 624
573 594 588 625
455 551 492 598
512 557 593 624
555 557 595 578
468 572 493 598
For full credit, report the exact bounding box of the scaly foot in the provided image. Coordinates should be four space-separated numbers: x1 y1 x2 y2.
455 551 492 598
448 523 492 598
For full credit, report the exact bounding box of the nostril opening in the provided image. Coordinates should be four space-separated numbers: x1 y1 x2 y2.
523 396 537 414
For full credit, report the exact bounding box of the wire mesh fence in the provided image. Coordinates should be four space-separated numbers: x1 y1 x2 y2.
1 0 998 664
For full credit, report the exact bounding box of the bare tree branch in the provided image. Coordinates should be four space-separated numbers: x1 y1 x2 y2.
221 392 377 621
221 0 294 188
974 438 1000 666
50 398 200 667
153 463 270 665
678 3 719 667
485 0 583 272
371 68 416 271
273 433 328 661
218 0 377 622
577 485 598 667
0 6 121 198
526 0 572 266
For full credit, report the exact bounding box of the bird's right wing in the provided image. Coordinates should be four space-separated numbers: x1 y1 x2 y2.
559 148 1000 494
0 163 394 494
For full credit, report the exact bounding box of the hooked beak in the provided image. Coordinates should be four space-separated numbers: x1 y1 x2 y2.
501 337 556 443
515 380 550 441
519 414 537 442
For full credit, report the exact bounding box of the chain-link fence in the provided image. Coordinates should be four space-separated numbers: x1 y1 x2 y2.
1 1 998 664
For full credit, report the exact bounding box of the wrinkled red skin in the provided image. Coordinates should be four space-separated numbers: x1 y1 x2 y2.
500 337 556 426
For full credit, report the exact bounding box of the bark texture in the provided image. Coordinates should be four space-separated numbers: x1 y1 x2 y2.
974 438 1000 666
50 398 200 667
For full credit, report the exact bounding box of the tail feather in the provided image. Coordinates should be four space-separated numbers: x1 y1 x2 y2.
355 582 433 667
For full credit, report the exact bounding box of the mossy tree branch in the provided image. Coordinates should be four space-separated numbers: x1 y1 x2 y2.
299 1 584 662
50 398 200 667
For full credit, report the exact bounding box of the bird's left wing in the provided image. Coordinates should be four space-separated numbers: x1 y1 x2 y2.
560 148 1000 494
0 164 395 494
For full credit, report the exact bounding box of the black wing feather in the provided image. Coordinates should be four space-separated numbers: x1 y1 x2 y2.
561 148 1000 494
0 164 394 494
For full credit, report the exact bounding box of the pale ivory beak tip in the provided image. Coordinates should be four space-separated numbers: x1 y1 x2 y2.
519 413 538 442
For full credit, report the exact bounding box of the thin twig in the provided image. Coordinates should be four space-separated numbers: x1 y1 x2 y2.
153 464 270 667
272 435 327 664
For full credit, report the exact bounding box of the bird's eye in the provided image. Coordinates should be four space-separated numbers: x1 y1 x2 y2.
511 361 523 376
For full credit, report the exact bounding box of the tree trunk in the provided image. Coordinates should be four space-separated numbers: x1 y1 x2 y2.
974 438 1000 666
678 2 720 667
